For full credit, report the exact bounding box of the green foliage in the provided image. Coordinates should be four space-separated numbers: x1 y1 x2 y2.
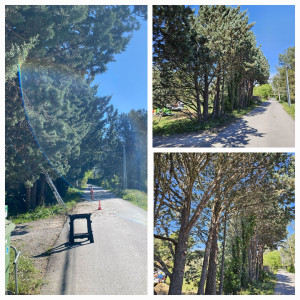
153 102 263 136
10 186 79 223
271 46 295 104
11 201 75 224
253 84 273 100
153 5 270 123
263 251 282 272
80 170 93 189
279 101 295 119
115 189 147 210
5 5 147 214
223 265 241 295
280 232 295 271
7 251 44 294
287 265 295 273
238 272 276 295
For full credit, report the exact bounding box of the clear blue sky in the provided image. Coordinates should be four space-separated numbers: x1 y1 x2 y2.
235 5 295 78
94 16 147 114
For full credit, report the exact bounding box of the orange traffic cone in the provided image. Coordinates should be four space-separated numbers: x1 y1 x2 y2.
98 200 102 210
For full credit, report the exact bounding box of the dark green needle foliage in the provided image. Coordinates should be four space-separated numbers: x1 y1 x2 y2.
5 5 147 213
153 5 270 124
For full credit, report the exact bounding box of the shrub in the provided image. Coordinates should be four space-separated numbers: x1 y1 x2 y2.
263 251 281 272
287 264 295 273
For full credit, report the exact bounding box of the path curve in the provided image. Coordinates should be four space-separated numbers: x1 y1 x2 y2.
153 99 295 148
274 269 295 295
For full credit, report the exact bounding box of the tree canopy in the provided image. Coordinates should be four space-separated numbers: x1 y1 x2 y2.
154 153 294 295
153 5 270 123
5 5 147 213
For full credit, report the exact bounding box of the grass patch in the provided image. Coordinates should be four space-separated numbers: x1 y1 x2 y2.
114 189 147 210
238 272 277 295
10 187 81 224
7 250 44 295
279 101 295 119
153 101 264 136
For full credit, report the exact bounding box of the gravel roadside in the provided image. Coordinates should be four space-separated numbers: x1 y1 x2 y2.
10 200 94 289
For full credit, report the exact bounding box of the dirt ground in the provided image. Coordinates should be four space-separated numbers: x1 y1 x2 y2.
10 201 97 280
154 283 169 295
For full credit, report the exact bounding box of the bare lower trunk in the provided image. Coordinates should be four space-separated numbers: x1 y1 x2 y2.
213 75 221 118
219 213 227 295
221 74 225 115
37 173 46 206
205 222 220 295
194 75 202 123
197 222 214 295
26 187 31 211
31 181 37 209
256 241 264 280
203 71 209 120
169 205 190 295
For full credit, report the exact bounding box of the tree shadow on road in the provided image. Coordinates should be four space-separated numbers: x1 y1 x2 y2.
34 241 90 258
245 100 270 117
11 225 29 236
153 119 265 148
275 273 295 295
153 101 270 148
208 119 265 147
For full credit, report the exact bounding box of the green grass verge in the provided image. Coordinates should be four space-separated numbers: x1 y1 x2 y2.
114 189 147 210
238 272 277 295
153 101 265 136
11 187 81 224
7 251 44 295
279 101 295 120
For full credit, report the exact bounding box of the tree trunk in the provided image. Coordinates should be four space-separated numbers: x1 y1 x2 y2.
26 187 31 211
203 70 209 120
220 74 225 115
218 213 227 295
197 221 214 295
249 236 258 282
205 222 220 295
168 204 190 295
31 181 37 209
37 173 46 206
168 228 189 295
194 75 202 123
213 75 221 118
256 241 264 280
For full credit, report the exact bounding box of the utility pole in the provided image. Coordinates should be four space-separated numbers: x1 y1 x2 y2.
285 65 291 107
123 144 127 190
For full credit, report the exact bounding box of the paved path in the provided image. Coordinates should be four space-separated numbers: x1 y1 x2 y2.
274 269 295 295
41 186 147 295
153 99 295 148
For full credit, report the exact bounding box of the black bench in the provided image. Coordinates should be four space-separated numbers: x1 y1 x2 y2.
69 213 94 244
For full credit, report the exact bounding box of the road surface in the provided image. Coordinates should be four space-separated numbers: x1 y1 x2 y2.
153 99 295 148
274 269 295 295
41 186 147 295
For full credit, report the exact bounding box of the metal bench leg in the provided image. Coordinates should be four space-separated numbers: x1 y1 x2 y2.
87 216 94 243
69 218 74 244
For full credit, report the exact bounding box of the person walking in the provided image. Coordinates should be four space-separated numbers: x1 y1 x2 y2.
90 186 94 201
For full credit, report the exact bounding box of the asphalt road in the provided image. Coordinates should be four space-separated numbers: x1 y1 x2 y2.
153 99 295 148
41 186 147 295
274 269 295 295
